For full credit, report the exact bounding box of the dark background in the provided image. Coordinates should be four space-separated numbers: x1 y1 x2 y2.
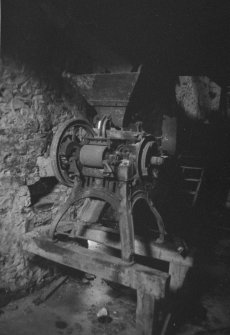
2 0 230 84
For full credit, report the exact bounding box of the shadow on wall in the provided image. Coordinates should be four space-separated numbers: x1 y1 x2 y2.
28 177 58 206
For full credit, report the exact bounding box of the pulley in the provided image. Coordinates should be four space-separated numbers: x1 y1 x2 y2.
50 118 95 187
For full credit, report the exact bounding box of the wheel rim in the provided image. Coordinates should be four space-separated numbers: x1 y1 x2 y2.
50 118 94 187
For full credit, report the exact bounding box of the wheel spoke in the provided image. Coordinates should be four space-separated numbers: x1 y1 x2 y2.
78 127 83 141
77 127 89 142
72 127 77 142
59 137 72 154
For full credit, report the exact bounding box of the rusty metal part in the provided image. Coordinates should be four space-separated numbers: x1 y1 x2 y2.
50 118 95 187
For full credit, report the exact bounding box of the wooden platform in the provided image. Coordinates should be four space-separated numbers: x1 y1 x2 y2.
23 226 194 334
53 222 194 292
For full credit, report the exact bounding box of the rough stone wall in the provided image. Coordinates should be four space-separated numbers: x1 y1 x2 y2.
176 76 221 120
0 58 79 292
0 181 44 291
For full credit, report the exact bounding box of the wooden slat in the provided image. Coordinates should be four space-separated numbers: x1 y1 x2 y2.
23 235 168 299
181 166 203 170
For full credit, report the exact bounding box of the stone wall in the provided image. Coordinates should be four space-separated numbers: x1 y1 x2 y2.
176 76 221 120
0 58 80 292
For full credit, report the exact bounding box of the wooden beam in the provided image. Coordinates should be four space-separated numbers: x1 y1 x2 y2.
77 226 193 292
33 276 68 305
23 231 170 334
23 235 169 299
56 223 193 267
118 183 135 263
136 289 156 335
26 225 193 292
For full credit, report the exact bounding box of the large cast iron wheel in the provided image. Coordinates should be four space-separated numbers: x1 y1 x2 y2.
50 118 95 187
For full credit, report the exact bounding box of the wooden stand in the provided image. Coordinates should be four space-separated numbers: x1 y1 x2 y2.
23 166 194 334
23 230 168 335
23 223 193 335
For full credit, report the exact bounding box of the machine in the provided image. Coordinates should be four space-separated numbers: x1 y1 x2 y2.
48 71 180 262
50 115 167 254
22 71 194 335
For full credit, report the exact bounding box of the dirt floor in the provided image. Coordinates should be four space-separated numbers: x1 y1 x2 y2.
0 220 230 335
0 274 136 335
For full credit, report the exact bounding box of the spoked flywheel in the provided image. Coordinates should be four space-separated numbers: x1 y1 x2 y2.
50 118 95 187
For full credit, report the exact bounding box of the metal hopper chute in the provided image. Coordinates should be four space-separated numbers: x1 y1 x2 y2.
62 71 141 128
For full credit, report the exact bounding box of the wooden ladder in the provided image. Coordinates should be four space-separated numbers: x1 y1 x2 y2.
180 165 204 207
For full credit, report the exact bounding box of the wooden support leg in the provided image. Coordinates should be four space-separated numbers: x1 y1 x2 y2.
119 182 135 263
136 289 156 335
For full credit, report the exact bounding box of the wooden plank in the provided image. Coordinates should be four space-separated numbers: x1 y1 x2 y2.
181 166 203 170
23 236 168 299
26 224 193 291
136 289 156 335
78 227 192 267
36 224 194 267
58 224 193 291
33 276 68 305
118 182 135 263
